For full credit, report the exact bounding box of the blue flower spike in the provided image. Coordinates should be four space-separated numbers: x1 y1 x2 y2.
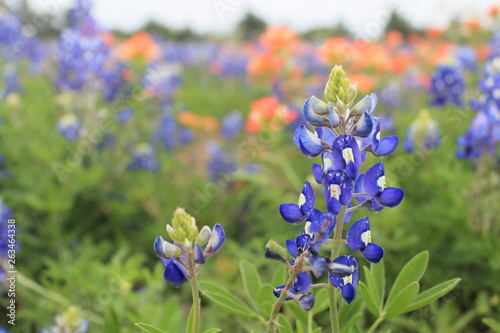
267 66 404 314
153 208 225 287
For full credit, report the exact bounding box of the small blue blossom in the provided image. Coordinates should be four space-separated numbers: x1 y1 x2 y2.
429 64 465 107
57 114 82 141
404 109 441 153
221 110 243 140
127 143 159 171
329 255 359 304
205 142 237 182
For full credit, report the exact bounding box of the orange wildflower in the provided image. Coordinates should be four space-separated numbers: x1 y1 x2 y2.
348 74 374 93
425 27 444 40
260 25 298 52
464 20 481 31
246 52 283 78
178 111 219 132
489 5 500 17
116 31 160 62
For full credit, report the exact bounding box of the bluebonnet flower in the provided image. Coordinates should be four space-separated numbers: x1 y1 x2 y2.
457 56 500 161
127 143 159 171
0 154 9 178
221 110 243 140
454 45 477 72
429 64 465 107
153 110 193 150
0 11 43 63
40 306 89 333
57 114 82 141
205 142 237 182
154 208 225 287
1 70 22 100
268 66 404 310
143 63 182 100
404 109 441 153
116 107 133 123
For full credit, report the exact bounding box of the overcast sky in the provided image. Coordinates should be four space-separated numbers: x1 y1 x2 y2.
23 0 500 38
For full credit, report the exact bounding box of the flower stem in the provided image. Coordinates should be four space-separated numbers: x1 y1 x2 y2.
367 316 384 333
328 205 347 333
267 252 308 333
189 262 201 333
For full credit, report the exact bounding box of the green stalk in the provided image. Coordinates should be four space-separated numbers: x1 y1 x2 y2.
328 205 347 333
267 252 308 333
188 257 201 333
366 316 384 333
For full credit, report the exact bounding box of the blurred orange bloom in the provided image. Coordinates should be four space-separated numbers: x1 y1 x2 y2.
247 52 283 78
464 20 481 31
489 5 500 17
385 30 404 47
348 74 374 93
178 111 219 132
476 44 491 62
245 96 297 132
316 37 355 65
116 31 161 62
260 25 298 52
425 27 444 39
99 31 115 46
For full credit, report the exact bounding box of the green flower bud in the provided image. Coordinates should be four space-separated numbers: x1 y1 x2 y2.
324 65 351 105
264 240 288 262
167 208 199 247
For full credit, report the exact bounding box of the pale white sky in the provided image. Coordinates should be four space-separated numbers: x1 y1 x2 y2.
21 0 500 37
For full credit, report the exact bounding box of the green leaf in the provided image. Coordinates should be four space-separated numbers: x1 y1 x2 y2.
359 282 380 317
386 251 428 306
339 296 363 329
199 281 260 319
256 284 275 317
363 266 381 314
277 313 294 333
312 288 329 314
384 282 419 319
186 306 194 333
371 260 385 307
271 264 287 287
295 320 305 333
202 329 222 333
287 301 308 326
404 278 460 313
135 323 166 333
483 317 500 332
240 260 262 304
312 328 322 333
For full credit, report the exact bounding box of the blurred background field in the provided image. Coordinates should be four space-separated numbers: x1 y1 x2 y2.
0 0 499 332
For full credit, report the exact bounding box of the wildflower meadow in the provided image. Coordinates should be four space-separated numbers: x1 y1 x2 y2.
0 1 499 332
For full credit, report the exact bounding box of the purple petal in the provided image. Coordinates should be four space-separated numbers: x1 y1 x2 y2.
341 283 356 304
294 271 311 293
298 293 315 311
299 181 315 214
374 136 399 157
346 217 370 251
362 243 384 263
329 102 340 126
312 163 323 184
163 259 188 287
377 187 404 207
279 203 304 224
328 197 341 215
204 224 225 257
299 126 326 156
355 111 374 137
286 239 298 257
194 243 205 264
363 162 385 197
303 97 327 126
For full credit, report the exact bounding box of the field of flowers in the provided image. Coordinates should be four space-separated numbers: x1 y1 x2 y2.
1 1 499 332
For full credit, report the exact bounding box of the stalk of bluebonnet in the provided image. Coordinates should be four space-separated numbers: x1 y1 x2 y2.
429 64 465 107
40 306 89 333
265 66 404 333
154 208 225 333
457 56 500 162
152 107 193 151
404 109 441 153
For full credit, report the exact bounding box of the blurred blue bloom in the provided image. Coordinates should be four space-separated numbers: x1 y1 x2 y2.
205 142 237 182
127 143 159 171
221 110 243 139
57 114 82 141
404 109 441 152
429 64 465 107
116 108 133 123
0 154 9 178
454 45 477 72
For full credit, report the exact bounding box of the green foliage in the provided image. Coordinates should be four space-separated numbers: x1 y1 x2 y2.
236 12 267 40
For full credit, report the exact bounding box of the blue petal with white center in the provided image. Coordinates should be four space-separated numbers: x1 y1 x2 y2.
346 217 370 251
204 224 225 257
161 258 188 287
355 111 374 137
